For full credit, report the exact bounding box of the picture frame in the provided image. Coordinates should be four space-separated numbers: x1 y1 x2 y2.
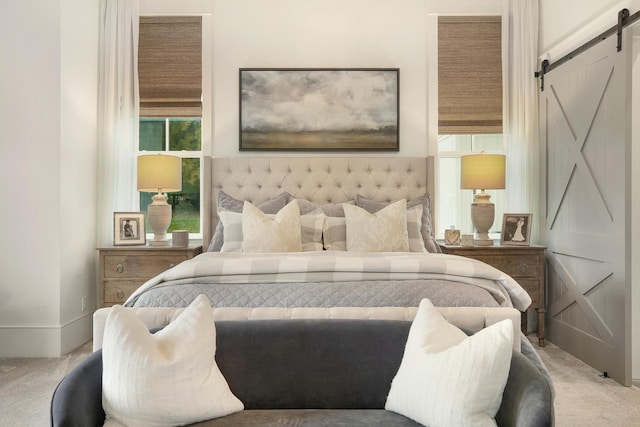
114 212 146 246
239 68 399 151
500 213 532 246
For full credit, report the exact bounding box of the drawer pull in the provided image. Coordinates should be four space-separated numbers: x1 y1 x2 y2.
519 264 529 273
115 264 124 274
116 289 125 299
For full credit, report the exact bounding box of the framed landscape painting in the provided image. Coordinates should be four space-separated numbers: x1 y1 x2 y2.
239 68 399 151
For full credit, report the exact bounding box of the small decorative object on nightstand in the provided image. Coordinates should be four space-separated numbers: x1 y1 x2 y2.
439 241 546 346
97 243 202 307
444 226 461 245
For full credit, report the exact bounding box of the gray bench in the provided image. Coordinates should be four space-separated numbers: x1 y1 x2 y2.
51 319 554 426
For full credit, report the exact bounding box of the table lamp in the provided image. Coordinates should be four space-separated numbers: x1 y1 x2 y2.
137 154 182 246
460 153 505 246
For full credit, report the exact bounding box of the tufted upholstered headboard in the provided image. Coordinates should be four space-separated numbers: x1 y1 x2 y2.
203 157 435 247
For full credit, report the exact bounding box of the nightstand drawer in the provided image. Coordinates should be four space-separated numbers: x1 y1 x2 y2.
517 279 540 305
103 280 143 305
466 255 540 279
103 254 186 278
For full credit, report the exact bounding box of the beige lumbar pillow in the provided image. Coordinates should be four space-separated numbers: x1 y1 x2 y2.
386 298 513 427
102 294 243 427
343 199 409 252
242 200 303 253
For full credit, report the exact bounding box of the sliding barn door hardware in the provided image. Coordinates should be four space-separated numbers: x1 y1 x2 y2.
535 8 639 91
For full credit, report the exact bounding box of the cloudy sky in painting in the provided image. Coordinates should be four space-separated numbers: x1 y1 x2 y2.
241 70 398 132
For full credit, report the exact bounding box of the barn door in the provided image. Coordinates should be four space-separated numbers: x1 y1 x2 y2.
540 33 631 385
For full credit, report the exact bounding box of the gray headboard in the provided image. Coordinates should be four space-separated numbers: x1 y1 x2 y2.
203 156 435 246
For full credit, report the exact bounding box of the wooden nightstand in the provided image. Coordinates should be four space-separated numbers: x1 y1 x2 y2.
439 242 546 346
97 243 203 307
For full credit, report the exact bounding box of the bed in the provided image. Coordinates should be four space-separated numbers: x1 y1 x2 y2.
123 156 531 313
95 156 551 387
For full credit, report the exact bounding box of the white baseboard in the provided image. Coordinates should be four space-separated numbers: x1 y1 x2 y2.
0 312 93 357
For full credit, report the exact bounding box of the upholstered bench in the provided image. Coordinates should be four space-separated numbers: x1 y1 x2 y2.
52 316 553 426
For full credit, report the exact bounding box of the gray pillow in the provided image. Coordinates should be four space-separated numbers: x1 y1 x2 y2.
207 191 289 251
355 194 441 253
288 194 354 217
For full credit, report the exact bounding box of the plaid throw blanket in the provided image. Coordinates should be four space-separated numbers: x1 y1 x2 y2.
125 252 532 311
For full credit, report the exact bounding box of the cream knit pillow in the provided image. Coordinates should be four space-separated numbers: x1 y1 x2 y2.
102 294 243 427
386 299 513 427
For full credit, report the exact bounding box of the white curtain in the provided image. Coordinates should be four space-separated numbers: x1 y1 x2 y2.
502 0 540 242
97 0 140 246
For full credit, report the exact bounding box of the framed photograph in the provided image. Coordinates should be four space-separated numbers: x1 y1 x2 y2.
500 213 532 246
239 68 399 151
114 212 146 246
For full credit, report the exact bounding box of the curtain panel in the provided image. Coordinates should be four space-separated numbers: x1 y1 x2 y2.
97 0 140 246
502 0 540 242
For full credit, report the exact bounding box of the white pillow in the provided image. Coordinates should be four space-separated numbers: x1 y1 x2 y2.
242 200 302 253
406 205 427 252
102 294 243 427
218 207 324 252
343 199 409 252
385 299 514 427
322 216 347 251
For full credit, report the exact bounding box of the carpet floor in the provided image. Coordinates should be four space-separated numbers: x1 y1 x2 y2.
1 336 639 426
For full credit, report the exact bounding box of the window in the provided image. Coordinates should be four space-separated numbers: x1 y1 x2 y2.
139 118 202 234
437 16 503 238
138 16 203 237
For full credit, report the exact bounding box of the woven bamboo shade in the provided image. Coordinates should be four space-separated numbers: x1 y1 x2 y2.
438 16 502 134
139 16 202 117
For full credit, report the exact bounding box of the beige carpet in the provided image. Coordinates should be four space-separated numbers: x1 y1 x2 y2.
1 336 639 426
532 336 640 426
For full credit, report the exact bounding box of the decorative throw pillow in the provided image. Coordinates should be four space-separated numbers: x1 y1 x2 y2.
385 299 514 427
322 206 424 252
102 295 244 427
322 216 347 251
355 194 441 253
406 205 427 252
218 208 324 252
343 199 409 252
242 200 303 253
208 191 289 251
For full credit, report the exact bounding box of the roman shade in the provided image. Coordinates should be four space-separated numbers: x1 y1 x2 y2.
138 16 202 117
438 16 502 134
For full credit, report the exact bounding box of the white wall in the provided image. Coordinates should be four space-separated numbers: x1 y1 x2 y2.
539 0 640 60
540 0 640 381
211 0 429 158
0 0 97 357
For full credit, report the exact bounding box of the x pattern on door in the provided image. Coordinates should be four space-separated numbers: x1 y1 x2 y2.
545 58 623 355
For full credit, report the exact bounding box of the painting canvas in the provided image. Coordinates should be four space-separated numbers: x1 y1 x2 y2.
240 68 399 151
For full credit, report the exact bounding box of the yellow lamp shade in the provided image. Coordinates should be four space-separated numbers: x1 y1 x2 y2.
460 153 505 191
137 154 182 193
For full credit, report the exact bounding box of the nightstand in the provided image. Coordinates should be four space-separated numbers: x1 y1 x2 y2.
97 243 203 307
439 242 546 346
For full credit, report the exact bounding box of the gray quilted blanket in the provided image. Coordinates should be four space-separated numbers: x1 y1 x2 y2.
125 252 532 310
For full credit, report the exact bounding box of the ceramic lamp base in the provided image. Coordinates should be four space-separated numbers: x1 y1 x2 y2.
470 202 495 246
148 194 172 247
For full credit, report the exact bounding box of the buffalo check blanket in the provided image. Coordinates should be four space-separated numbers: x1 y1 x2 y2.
125 252 532 311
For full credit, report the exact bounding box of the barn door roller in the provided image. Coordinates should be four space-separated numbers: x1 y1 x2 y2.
535 8 638 91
